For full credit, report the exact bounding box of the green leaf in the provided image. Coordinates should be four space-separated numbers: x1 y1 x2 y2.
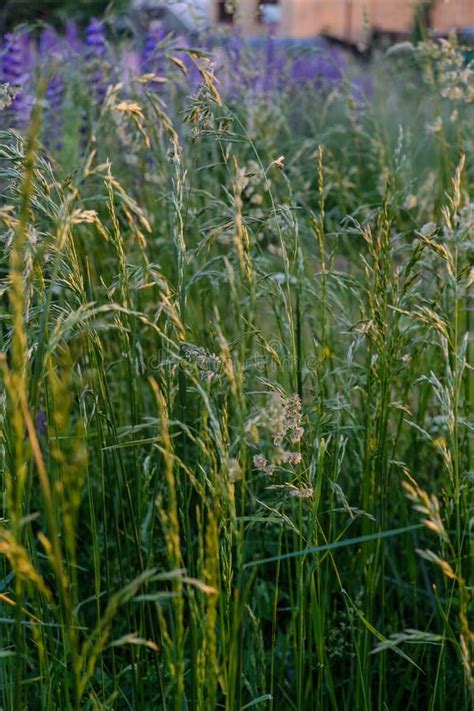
241 695 273 709
244 524 424 568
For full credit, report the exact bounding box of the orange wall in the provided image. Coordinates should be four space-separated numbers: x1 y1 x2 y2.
212 0 474 39
370 0 414 31
432 0 474 32
283 0 415 40
282 0 346 38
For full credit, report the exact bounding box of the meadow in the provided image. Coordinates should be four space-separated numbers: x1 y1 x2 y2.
0 18 472 710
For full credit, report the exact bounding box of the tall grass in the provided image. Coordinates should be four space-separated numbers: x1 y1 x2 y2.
0 32 472 710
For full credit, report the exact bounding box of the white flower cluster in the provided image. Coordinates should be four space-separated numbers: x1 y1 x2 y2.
249 391 304 476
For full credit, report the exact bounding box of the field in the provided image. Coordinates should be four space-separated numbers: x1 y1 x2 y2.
0 19 473 710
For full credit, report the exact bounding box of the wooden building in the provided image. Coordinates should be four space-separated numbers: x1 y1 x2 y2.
209 0 474 41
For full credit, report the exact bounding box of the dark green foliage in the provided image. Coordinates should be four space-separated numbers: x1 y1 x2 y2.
0 0 129 32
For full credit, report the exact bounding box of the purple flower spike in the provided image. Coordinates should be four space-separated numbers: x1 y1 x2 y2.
65 20 81 53
37 26 65 150
142 20 167 73
174 34 201 90
85 18 107 58
1 32 32 130
289 42 344 90
84 18 109 106
351 72 374 109
2 33 26 84
40 27 56 55
45 72 64 150
46 73 63 113
19 30 34 74
263 30 276 92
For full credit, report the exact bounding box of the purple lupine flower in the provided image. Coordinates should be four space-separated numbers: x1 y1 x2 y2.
45 73 64 149
85 17 107 58
232 38 260 94
1 31 32 130
290 53 313 85
174 33 202 91
39 26 60 56
141 21 167 74
351 72 374 109
39 27 65 150
85 18 109 105
204 32 216 54
214 35 238 98
290 43 343 90
65 20 81 53
141 20 168 94
46 73 63 113
19 30 34 74
263 30 276 92
228 30 245 73
2 33 24 84
318 46 344 85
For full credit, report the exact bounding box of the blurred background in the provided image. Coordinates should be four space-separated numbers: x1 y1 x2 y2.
1 0 474 46
207 0 474 44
